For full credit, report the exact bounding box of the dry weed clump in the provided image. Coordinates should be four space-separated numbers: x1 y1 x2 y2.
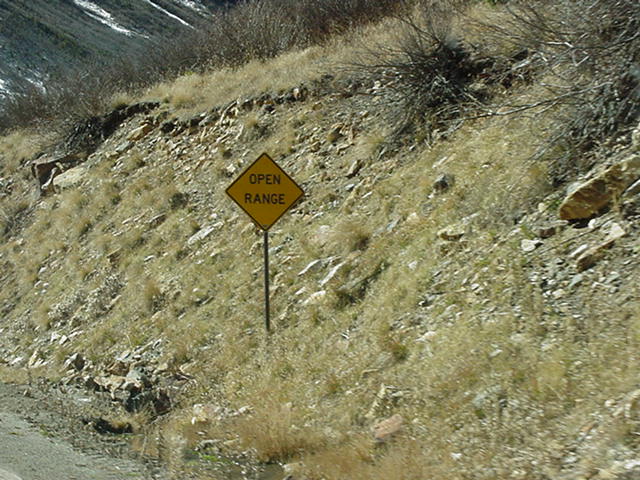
234 395 326 462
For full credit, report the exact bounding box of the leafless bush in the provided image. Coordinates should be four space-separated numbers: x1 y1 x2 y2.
198 0 403 68
482 0 640 181
353 0 489 141
357 0 639 173
0 56 160 134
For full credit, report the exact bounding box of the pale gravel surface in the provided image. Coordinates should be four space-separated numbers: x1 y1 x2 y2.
0 381 159 480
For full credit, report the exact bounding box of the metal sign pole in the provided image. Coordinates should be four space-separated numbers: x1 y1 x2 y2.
263 230 271 332
226 153 304 334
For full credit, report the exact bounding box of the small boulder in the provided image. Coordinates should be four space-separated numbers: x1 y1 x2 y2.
437 224 465 241
432 173 454 194
373 414 404 442
127 122 153 142
53 165 87 190
559 154 640 220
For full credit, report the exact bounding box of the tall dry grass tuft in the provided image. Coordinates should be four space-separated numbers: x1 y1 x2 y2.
234 392 326 462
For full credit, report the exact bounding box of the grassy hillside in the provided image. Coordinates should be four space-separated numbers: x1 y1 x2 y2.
1 1 639 479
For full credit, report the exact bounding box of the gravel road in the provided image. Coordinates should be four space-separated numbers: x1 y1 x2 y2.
0 381 158 480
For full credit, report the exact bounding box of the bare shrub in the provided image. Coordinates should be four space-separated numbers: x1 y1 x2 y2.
492 0 640 181
353 1 492 141
355 0 639 178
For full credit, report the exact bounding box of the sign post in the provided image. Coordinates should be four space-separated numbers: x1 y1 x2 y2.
226 153 304 332
263 230 270 331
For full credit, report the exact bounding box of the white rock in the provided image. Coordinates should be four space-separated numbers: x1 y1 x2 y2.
53 165 87 190
127 123 153 142
570 244 590 258
303 290 326 306
187 224 221 246
521 239 542 252
319 262 346 287
437 224 465 241
298 259 323 276
605 222 626 243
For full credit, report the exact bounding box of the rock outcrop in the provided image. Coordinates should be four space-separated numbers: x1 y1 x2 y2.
559 154 640 220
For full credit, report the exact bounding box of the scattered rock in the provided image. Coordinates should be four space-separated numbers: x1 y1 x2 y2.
191 403 220 425
535 220 567 239
605 222 627 243
298 259 324 276
311 225 332 247
624 178 640 197
303 290 326 306
621 196 640 218
326 124 344 143
27 348 47 368
472 385 506 418
282 462 305 480
521 239 543 252
94 374 126 393
64 353 85 372
438 224 465 241
346 158 363 178
373 414 403 442
319 262 346 287
160 120 177 134
575 248 602 272
115 141 132 155
632 121 640 148
568 273 584 290
432 173 455 194
125 388 171 415
570 244 590 260
147 213 167 228
575 222 627 271
405 212 421 225
123 368 151 393
187 223 223 246
127 122 154 142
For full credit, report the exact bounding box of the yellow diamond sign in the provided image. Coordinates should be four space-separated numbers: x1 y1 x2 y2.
226 153 304 230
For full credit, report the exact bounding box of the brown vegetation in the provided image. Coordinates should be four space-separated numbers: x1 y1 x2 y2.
0 1 639 479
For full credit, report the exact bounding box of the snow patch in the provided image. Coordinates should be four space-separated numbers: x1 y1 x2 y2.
143 0 193 28
0 78 9 96
27 75 46 93
174 0 206 13
73 0 135 36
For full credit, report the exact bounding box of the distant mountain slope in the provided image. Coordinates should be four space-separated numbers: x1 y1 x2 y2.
0 0 228 100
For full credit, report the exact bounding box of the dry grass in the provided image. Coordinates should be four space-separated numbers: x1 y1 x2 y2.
0 2 638 479
145 36 362 115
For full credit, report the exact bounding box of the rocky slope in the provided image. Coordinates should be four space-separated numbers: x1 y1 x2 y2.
0 0 227 100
